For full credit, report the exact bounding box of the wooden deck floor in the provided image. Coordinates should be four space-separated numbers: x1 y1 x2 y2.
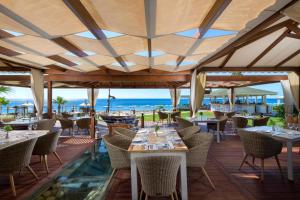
0 137 95 200
105 135 300 200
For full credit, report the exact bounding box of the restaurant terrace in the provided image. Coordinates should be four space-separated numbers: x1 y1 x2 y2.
0 0 300 200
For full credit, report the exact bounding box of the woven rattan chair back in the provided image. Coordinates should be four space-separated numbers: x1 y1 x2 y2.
239 130 282 159
35 119 56 131
32 132 60 155
184 133 213 167
232 117 248 128
136 156 181 197
253 117 270 127
0 138 37 173
177 125 200 139
158 111 168 120
103 134 131 169
76 118 91 129
176 117 194 130
113 127 136 139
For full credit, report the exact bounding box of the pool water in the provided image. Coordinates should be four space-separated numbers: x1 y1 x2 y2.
31 140 113 200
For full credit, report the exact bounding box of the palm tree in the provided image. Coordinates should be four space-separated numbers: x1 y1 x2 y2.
0 86 12 94
53 96 67 113
0 97 9 114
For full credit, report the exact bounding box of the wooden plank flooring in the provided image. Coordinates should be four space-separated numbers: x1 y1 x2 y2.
0 137 95 200
105 135 300 200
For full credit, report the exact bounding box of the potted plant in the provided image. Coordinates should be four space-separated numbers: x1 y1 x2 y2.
154 123 160 137
53 96 67 113
269 119 276 131
199 111 203 120
3 125 13 139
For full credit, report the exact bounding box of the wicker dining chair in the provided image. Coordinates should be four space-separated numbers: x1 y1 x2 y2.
59 118 74 135
103 134 131 169
32 132 62 174
113 127 136 139
239 130 283 181
183 133 215 189
35 119 56 132
76 118 91 134
0 138 38 196
175 117 194 130
177 125 200 139
158 111 168 124
213 111 224 118
136 156 182 200
225 111 236 119
61 112 72 118
253 117 270 127
232 117 248 129
170 111 181 122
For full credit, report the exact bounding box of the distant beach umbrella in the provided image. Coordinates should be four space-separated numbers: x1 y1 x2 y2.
22 102 34 107
80 102 90 106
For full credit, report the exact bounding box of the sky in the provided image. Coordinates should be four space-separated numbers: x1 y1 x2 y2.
2 82 283 100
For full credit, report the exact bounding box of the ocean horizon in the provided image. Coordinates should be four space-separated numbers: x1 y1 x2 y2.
0 97 283 114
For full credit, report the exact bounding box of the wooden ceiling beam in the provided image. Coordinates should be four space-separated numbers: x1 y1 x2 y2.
247 29 289 68
176 0 231 68
0 66 30 71
0 29 14 39
275 49 300 67
63 0 129 72
199 67 299 72
45 74 191 82
206 75 287 82
219 50 235 68
287 33 300 39
44 64 67 72
0 57 40 70
51 37 88 57
47 55 77 66
0 46 22 57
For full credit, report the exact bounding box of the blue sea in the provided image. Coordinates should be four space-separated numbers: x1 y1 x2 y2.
0 98 283 114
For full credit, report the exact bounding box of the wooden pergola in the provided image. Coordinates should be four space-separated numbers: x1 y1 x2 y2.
0 0 299 136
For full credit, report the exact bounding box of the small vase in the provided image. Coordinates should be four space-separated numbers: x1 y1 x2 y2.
272 125 275 132
5 131 9 139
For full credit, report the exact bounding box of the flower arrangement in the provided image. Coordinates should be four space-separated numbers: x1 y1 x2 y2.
154 123 160 136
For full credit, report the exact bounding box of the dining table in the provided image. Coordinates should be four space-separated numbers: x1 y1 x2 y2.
128 128 188 200
0 130 48 150
2 118 39 130
241 126 300 181
188 116 222 143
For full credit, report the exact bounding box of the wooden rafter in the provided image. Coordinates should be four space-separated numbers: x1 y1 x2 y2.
195 0 299 72
0 29 14 39
47 55 76 67
275 49 300 67
0 46 22 57
51 37 88 57
63 0 129 72
0 57 39 70
247 29 289 68
199 67 299 72
175 0 231 68
219 50 235 68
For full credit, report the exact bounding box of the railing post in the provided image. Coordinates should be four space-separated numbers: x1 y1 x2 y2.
90 109 96 139
141 113 145 128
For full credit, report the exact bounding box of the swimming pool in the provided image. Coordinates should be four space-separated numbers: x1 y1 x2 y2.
30 139 113 200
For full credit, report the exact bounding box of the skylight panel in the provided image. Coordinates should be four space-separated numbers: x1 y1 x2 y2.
180 60 197 66
2 29 24 36
75 30 124 39
135 50 165 57
175 28 237 38
112 61 135 67
65 50 96 57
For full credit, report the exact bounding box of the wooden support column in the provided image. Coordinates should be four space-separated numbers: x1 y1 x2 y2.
231 87 234 111
174 87 177 111
47 81 52 119
90 87 96 139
